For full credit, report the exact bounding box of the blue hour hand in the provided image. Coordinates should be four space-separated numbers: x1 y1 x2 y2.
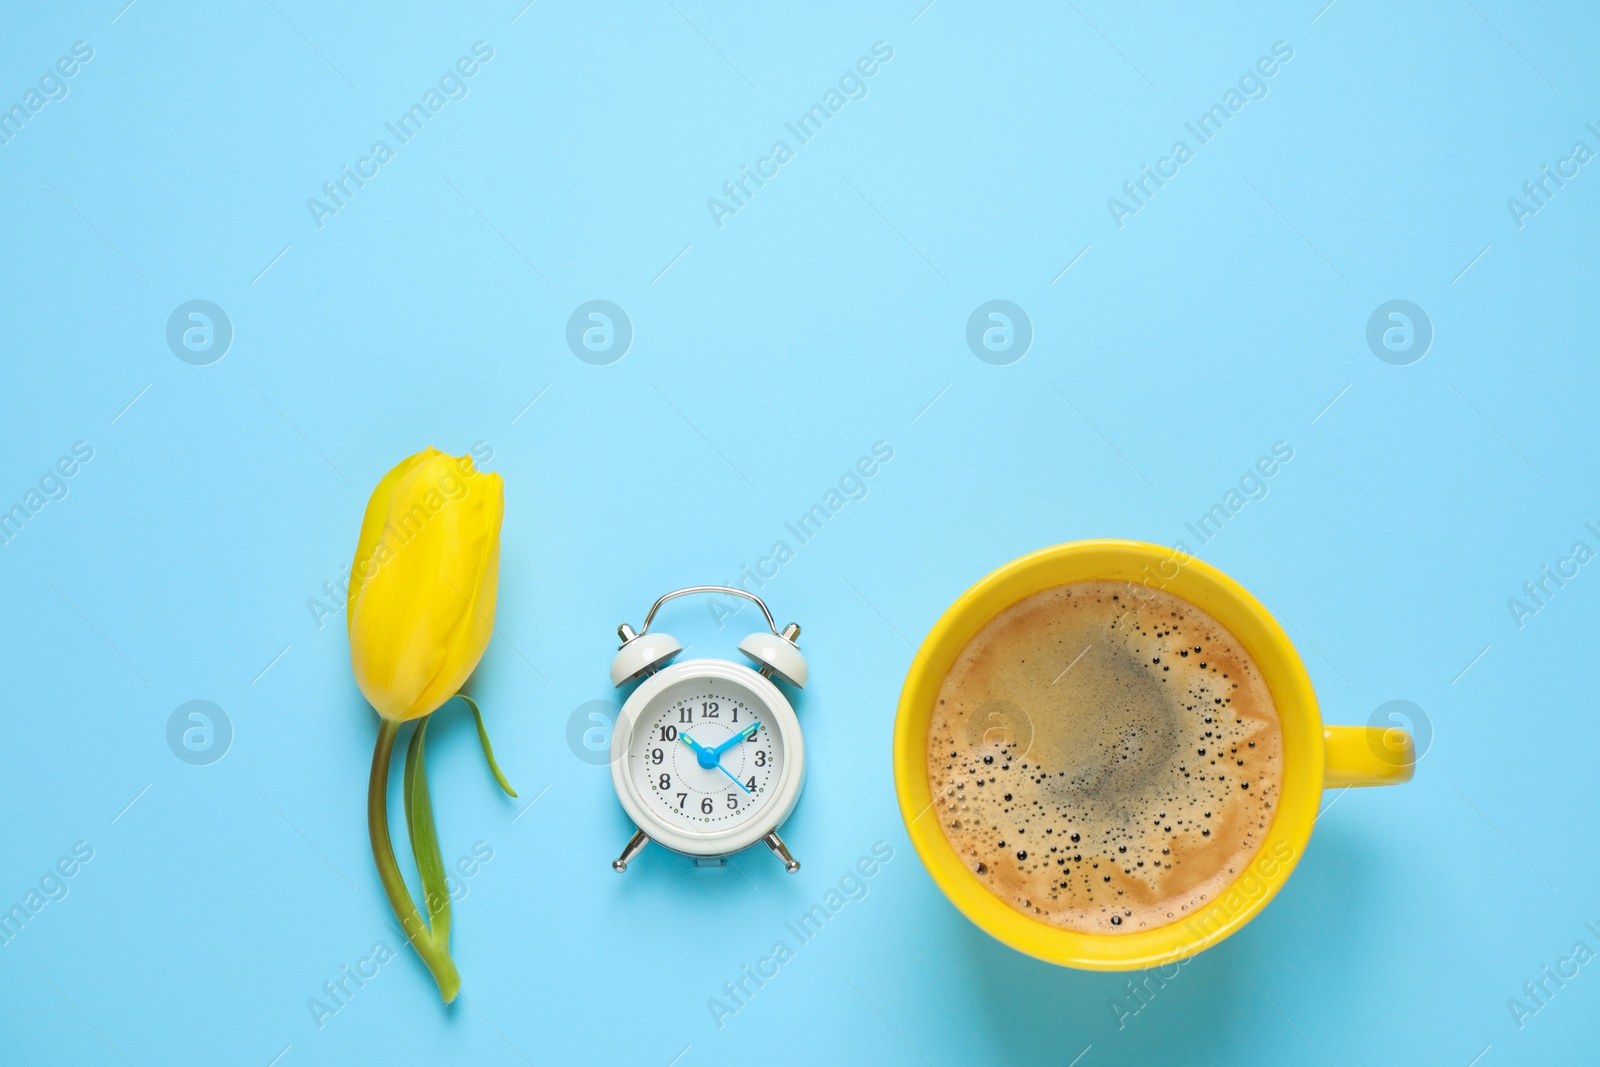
678 732 716 767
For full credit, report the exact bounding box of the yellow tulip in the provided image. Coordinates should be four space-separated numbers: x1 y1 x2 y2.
348 447 504 721
349 447 514 1005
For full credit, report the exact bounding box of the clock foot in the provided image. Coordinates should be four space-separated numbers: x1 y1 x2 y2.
612 829 650 872
763 830 800 873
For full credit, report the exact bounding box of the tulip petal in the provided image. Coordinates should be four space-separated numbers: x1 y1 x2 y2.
403 462 503 718
347 447 438 634
403 717 451 947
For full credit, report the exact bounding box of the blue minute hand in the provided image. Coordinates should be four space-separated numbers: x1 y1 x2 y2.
709 723 759 759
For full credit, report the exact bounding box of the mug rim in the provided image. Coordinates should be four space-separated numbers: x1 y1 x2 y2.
892 539 1324 970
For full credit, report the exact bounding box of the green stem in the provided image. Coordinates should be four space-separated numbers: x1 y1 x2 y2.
368 717 461 1003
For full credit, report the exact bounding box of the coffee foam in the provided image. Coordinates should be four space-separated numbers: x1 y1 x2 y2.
926 581 1283 934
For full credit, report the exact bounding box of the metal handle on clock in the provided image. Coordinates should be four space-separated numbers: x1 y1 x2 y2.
633 586 793 639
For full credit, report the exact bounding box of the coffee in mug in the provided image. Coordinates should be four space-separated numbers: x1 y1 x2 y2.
926 581 1283 933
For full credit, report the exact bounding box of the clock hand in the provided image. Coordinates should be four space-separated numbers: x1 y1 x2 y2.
678 732 719 769
716 761 752 794
709 723 760 758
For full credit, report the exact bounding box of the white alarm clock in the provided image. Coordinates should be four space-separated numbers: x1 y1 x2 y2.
607 586 807 874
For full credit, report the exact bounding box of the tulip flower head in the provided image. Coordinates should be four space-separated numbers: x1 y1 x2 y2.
348 447 504 721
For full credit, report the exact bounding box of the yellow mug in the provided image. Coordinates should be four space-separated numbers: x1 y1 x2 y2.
892 539 1414 970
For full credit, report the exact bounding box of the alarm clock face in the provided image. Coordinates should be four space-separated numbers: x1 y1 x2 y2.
630 686 782 829
612 659 804 856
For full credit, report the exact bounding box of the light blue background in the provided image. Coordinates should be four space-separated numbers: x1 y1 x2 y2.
1 2 1595 1064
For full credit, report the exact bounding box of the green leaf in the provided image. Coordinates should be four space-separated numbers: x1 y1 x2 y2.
453 694 517 798
403 716 451 948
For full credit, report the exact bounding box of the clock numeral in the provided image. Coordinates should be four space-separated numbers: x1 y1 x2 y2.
701 701 719 718
678 707 693 724
754 750 767 767
745 776 756 791
658 774 671 790
675 793 687 808
659 725 677 741
650 748 664 764
731 707 739 723
700 797 714 815
726 793 738 809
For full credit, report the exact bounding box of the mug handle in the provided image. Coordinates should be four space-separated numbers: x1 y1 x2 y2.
1324 726 1414 787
